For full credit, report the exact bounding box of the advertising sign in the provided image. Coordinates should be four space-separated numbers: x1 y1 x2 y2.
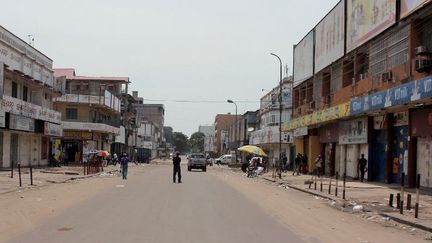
293 31 314 87
400 0 431 19
315 1 345 73
1 95 61 123
115 126 126 144
339 118 368 144
249 126 293 144
293 127 308 137
44 122 63 137
346 0 396 53
350 76 432 115
9 114 34 132
0 111 5 127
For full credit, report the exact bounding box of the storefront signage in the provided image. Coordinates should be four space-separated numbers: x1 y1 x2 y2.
339 118 368 144
44 122 63 137
394 111 409 127
249 126 293 144
115 126 126 144
9 114 34 132
1 95 61 123
0 111 5 127
62 121 120 135
293 127 308 138
63 131 93 140
351 76 432 116
283 102 350 131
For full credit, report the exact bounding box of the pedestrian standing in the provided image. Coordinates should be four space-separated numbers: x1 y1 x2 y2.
173 152 182 183
293 153 301 176
302 153 308 174
282 153 288 172
358 154 367 182
315 154 323 178
120 152 129 180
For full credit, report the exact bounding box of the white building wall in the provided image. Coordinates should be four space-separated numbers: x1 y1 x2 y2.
417 137 432 188
1 131 11 168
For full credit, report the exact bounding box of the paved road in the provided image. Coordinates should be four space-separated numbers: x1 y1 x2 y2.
8 165 304 243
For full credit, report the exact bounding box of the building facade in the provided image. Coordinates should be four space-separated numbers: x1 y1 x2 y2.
199 125 216 155
286 0 432 188
250 78 293 164
214 114 237 156
0 25 63 168
53 68 128 163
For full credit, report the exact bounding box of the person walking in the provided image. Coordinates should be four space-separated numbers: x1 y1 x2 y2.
315 154 323 178
358 154 367 182
173 152 182 183
120 152 129 180
282 153 288 172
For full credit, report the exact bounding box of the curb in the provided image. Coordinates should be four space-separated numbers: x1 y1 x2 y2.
260 176 432 233
0 169 119 195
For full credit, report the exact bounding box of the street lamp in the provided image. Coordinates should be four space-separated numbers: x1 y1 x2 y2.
270 53 283 179
227 99 238 158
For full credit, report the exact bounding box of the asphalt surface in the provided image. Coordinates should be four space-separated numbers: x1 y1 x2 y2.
8 165 304 243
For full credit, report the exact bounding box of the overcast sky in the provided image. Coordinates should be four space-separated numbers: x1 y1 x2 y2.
2 0 339 137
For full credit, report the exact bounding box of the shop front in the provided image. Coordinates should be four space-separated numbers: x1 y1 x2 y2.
318 122 339 176
411 107 432 188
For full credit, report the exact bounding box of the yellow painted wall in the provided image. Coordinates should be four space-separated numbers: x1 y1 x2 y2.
294 138 304 155
308 136 320 173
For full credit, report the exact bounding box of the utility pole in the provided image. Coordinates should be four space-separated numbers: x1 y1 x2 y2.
271 53 283 179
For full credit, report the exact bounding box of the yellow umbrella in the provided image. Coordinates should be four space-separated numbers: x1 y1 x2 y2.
237 145 267 157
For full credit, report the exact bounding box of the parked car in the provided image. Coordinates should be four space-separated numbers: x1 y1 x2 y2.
215 154 232 165
188 153 207 172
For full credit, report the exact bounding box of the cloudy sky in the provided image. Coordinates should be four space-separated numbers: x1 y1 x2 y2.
1 0 339 136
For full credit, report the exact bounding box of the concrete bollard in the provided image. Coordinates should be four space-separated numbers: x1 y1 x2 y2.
18 163 22 187
407 194 412 211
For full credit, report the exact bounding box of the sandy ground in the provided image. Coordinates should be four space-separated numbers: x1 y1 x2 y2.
210 167 429 242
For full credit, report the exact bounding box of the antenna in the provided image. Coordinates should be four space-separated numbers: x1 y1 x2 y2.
28 34 35 46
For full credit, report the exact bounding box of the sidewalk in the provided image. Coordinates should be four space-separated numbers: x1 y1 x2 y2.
261 171 432 233
0 165 120 195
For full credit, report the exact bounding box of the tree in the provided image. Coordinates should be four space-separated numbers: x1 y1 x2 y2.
164 126 174 144
189 132 205 153
172 132 190 153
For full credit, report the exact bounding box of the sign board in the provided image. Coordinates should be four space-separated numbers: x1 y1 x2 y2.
339 118 368 144
293 31 314 87
394 111 409 127
1 95 61 123
351 76 432 115
9 114 34 132
0 111 5 127
63 131 93 140
44 122 63 137
293 127 308 138
346 0 396 53
315 1 345 73
115 126 126 144
62 121 120 135
400 0 431 19
249 126 293 145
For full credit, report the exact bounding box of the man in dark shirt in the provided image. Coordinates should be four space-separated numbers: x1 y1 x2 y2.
173 152 182 183
358 154 367 182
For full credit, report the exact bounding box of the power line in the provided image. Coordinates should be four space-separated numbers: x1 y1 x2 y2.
142 98 259 104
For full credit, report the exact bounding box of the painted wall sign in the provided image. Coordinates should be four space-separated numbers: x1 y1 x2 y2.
1 95 61 123
339 118 368 144
9 114 34 132
44 122 63 137
351 76 432 115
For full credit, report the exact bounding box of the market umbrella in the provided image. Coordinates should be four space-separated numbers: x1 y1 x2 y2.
98 150 110 157
237 145 268 157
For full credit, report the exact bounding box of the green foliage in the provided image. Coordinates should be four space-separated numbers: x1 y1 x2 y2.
189 132 205 153
173 132 190 153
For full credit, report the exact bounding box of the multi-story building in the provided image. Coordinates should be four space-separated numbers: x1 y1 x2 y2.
250 78 293 164
53 68 129 163
0 25 63 168
199 125 216 156
285 1 432 188
214 114 237 156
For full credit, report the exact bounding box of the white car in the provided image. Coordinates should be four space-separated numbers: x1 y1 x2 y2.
215 154 232 165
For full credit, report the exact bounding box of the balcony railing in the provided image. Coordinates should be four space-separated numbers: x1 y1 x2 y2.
55 92 121 113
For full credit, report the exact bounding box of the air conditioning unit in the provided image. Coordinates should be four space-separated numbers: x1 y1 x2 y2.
415 57 432 73
415 46 429 56
381 71 393 82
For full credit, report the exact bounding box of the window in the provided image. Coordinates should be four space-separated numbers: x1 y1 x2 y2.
12 82 18 98
66 108 78 120
22 86 28 102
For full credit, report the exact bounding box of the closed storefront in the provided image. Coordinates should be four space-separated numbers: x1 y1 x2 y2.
318 122 338 176
391 111 409 184
371 116 387 182
411 107 432 188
